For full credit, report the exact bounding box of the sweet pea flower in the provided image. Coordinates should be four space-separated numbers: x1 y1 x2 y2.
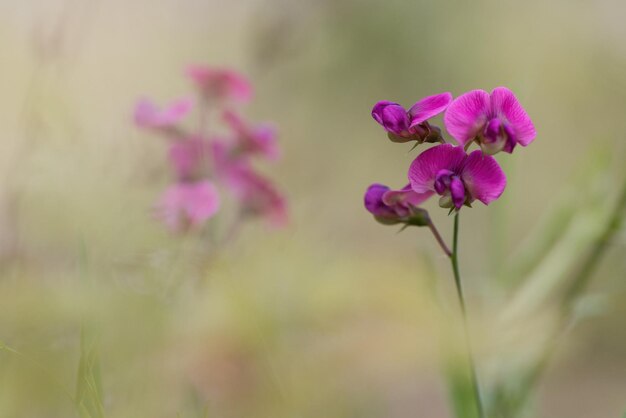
371 92 452 143
225 166 288 227
223 110 281 161
168 137 212 181
409 144 506 210
364 183 433 225
134 97 193 130
444 87 536 154
186 65 253 103
157 181 220 232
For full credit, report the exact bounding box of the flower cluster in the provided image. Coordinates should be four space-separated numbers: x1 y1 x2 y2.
135 65 287 233
365 87 535 225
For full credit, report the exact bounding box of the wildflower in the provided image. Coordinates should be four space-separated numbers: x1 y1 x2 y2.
226 166 288 227
134 97 193 131
371 92 452 143
186 65 253 103
168 137 212 181
408 144 506 210
157 181 220 232
444 87 536 154
364 183 432 225
223 110 280 161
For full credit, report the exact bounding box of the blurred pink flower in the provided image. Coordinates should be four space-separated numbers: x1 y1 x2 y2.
227 167 287 227
186 65 253 103
134 97 193 129
157 181 220 232
223 110 281 161
168 137 212 181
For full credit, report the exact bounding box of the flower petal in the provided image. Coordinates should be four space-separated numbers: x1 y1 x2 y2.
382 184 433 207
134 98 193 128
408 92 453 127
490 87 536 146
186 65 253 103
461 150 506 205
168 137 211 180
182 181 221 225
443 90 490 146
158 181 220 231
450 177 466 209
408 144 467 193
364 184 394 218
371 101 410 135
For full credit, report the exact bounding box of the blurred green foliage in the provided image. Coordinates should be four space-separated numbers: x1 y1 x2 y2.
0 0 624 417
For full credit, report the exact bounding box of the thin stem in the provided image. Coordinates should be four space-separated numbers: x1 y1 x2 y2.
428 220 452 257
450 212 486 418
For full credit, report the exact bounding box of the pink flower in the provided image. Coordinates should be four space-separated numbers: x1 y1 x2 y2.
409 144 506 210
364 183 432 225
223 110 281 161
157 181 220 232
226 167 288 227
371 92 452 143
134 97 193 129
444 87 536 154
186 65 253 103
168 137 212 181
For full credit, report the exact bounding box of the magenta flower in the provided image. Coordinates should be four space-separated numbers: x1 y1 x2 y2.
187 65 253 103
371 92 452 143
134 97 193 129
409 144 506 210
444 87 536 154
168 137 212 181
157 181 220 232
225 166 288 227
364 183 432 225
223 110 281 161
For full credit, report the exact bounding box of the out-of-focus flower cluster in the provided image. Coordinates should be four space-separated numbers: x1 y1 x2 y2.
365 88 535 226
134 65 287 233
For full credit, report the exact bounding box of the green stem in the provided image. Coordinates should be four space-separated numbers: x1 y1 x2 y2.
450 213 486 418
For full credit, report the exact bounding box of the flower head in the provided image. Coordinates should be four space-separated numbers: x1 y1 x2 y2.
134 97 193 130
364 183 432 225
157 181 220 232
187 65 253 103
444 87 536 154
223 110 280 161
168 137 212 181
371 92 452 143
224 166 287 227
409 144 506 210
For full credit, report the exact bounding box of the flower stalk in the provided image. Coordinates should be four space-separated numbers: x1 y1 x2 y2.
450 213 485 418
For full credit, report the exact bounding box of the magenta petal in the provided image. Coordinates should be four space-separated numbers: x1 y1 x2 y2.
490 87 536 146
371 101 410 135
134 98 193 128
186 65 253 103
408 144 467 193
158 181 220 231
443 90 490 146
382 184 433 207
408 92 453 127
252 124 281 160
450 177 466 209
461 150 506 205
168 138 211 180
364 184 394 217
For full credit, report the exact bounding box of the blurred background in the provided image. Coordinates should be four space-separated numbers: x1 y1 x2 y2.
0 0 625 417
